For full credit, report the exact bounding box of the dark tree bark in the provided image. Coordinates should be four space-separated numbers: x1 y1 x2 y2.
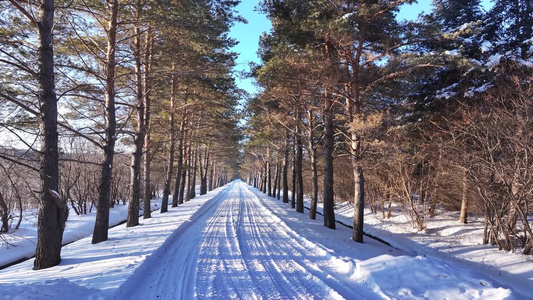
267 147 272 197
172 115 186 207
161 68 176 213
0 191 9 233
142 27 153 219
262 162 267 193
291 137 297 209
208 162 215 191
350 76 363 240
190 146 198 199
352 166 364 242
272 161 279 198
323 92 336 229
185 137 193 202
282 130 289 203
19 0 70 269
92 0 118 244
308 109 318 219
127 6 146 227
276 162 282 200
178 146 187 204
296 115 304 213
199 148 209 195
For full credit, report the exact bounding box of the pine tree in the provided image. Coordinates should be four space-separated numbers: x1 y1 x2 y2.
2 0 68 269
486 0 533 60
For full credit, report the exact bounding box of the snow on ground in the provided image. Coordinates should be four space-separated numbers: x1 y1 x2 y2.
330 202 533 297
0 181 528 299
0 199 162 269
1 204 128 268
0 185 224 299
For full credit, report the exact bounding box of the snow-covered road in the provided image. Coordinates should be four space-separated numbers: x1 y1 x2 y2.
1 180 521 299
116 181 376 299
115 181 517 300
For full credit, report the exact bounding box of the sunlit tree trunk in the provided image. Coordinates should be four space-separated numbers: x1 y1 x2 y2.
190 146 198 199
272 161 279 198
282 130 289 203
178 144 187 204
92 1 118 244
161 67 176 213
307 109 318 219
209 162 215 191
352 166 364 242
276 161 282 200
200 148 209 195
127 2 145 227
142 27 153 219
459 167 468 224
92 0 118 244
172 106 187 207
291 139 296 209
267 147 272 197
295 112 304 213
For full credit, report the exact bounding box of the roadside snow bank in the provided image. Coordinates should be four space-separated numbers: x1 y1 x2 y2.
305 199 533 298
0 203 135 268
253 188 520 299
0 185 227 299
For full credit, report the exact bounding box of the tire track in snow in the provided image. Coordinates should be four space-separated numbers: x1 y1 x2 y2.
117 181 383 300
195 186 259 299
237 183 381 300
115 184 234 300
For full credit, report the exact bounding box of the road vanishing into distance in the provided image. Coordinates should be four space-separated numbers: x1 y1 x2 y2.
115 181 517 300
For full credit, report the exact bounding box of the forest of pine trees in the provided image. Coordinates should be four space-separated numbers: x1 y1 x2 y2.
0 0 532 271
241 0 532 253
0 0 242 269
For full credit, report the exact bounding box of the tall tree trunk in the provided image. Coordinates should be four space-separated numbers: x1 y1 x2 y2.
262 162 267 193
127 5 145 227
296 115 304 213
0 191 9 233
200 148 209 195
351 130 364 242
179 143 187 204
282 130 289 203
209 162 215 191
267 147 272 197
172 116 186 207
31 0 68 269
92 0 118 244
350 69 363 240
352 166 364 242
142 27 153 219
459 167 468 224
309 143 318 219
291 139 296 209
323 92 336 229
272 161 279 198
161 67 176 213
276 162 282 200
307 109 318 219
190 146 198 199
185 138 193 202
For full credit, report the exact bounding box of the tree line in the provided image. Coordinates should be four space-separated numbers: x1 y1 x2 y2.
0 0 242 269
241 0 532 254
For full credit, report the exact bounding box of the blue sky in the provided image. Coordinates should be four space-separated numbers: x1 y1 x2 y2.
228 0 492 96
